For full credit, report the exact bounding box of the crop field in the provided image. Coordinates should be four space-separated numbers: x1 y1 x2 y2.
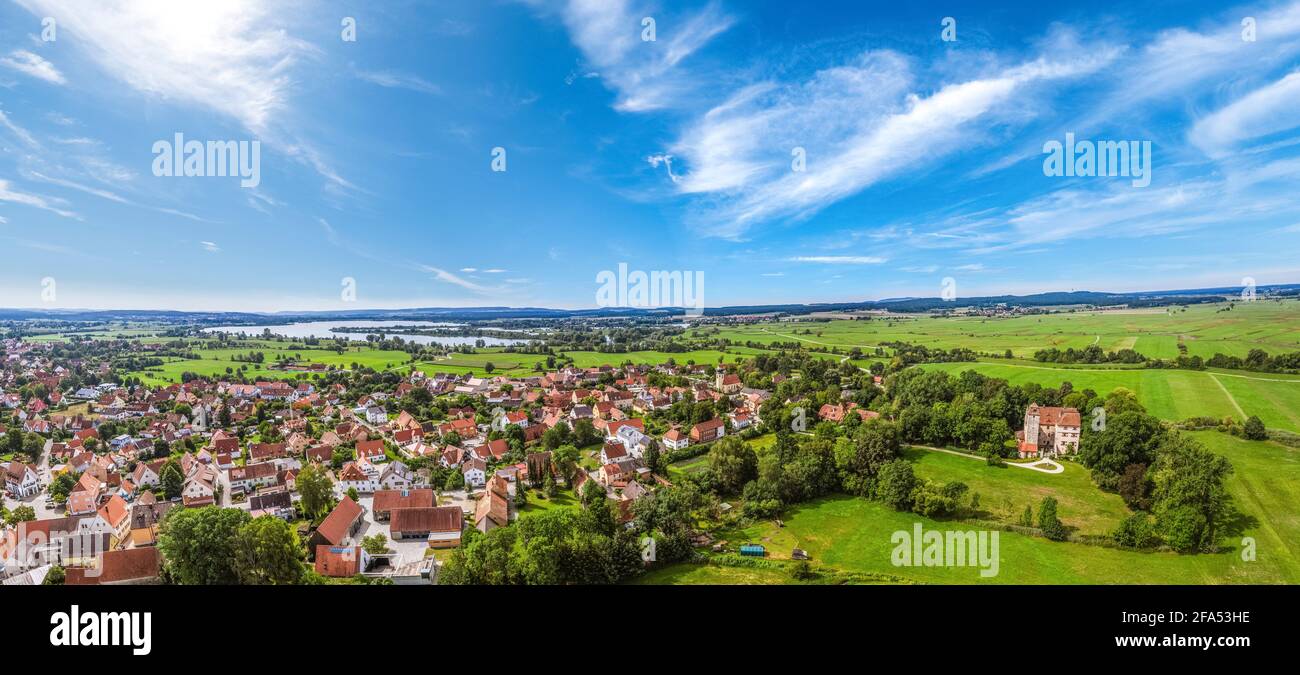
124 344 413 385
711 299 1300 360
917 361 1300 432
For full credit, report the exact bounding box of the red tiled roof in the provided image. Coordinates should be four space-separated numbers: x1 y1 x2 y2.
65 547 161 585
391 506 462 534
315 496 362 545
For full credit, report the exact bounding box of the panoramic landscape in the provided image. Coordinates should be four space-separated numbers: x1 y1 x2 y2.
1 0 1298 613
3 292 1299 587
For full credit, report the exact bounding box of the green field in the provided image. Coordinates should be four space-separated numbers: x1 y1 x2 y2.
917 361 1300 432
905 447 1130 536
711 300 1300 360
645 430 1300 584
125 344 414 385
562 349 739 368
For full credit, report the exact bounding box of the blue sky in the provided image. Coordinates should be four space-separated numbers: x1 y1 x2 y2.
2 0 1300 311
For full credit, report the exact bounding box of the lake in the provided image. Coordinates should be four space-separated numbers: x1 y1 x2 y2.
201 320 530 346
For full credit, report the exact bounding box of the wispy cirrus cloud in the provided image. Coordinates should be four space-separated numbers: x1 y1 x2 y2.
0 108 39 147
527 0 734 112
0 49 65 84
0 178 79 219
418 264 494 293
666 40 1119 238
789 255 886 264
1191 70 1300 157
354 68 441 95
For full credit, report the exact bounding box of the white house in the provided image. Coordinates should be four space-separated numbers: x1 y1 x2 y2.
461 459 487 489
3 462 40 498
662 428 689 451
181 476 215 506
615 425 650 458
379 461 414 490
364 406 388 425
337 463 379 494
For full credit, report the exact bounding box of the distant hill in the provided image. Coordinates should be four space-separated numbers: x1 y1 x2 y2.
2 284 1297 323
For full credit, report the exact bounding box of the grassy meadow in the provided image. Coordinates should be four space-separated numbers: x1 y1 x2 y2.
644 429 1300 585
711 299 1300 360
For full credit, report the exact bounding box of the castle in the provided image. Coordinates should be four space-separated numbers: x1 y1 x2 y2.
1017 404 1081 458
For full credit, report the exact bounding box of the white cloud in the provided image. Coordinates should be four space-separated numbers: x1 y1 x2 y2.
668 46 1118 237
14 1 352 191
200 241 221 253
0 179 79 218
1191 70 1300 156
0 108 39 147
790 256 887 264
16 1 310 135
0 49 65 84
460 267 478 272
537 0 734 112
418 264 493 293
22 170 128 203
355 69 441 95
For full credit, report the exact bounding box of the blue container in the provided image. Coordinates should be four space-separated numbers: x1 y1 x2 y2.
739 544 765 557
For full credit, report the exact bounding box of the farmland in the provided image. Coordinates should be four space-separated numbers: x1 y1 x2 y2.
916 362 1300 432
709 299 1300 360
123 344 414 385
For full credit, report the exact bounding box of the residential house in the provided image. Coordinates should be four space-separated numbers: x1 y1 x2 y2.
662 428 689 451
690 418 726 444
249 490 295 520
474 476 510 533
3 461 40 499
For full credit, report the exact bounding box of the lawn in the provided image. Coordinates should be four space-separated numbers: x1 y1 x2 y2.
904 447 1130 536
517 487 580 516
695 495 1283 584
653 427 1300 585
634 563 803 585
1188 431 1300 582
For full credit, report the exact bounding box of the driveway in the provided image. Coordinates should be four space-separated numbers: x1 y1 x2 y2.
911 445 1065 474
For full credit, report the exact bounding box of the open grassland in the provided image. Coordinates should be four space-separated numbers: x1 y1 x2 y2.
124 344 413 385
711 299 1300 360
1188 431 1300 581
904 448 1129 536
655 494 1287 584
917 361 1300 432
649 429 1300 585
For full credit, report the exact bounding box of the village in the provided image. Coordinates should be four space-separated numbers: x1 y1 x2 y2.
0 327 1095 586
2 334 912 585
